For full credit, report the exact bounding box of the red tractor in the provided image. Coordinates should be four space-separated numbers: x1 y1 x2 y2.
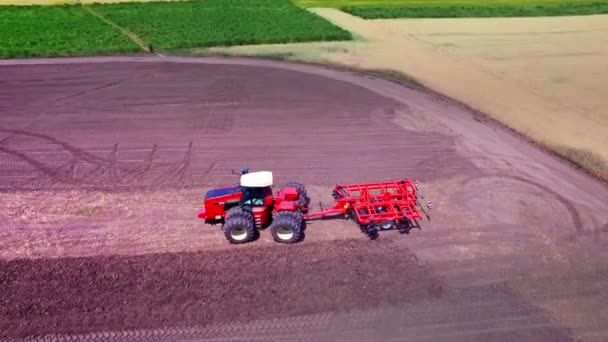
197 167 432 244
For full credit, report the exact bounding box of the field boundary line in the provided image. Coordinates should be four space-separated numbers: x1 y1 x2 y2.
80 4 164 57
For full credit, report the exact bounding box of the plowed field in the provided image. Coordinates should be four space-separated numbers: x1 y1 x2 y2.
1 57 607 341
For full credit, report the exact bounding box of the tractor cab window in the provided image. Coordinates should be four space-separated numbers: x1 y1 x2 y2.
242 187 265 206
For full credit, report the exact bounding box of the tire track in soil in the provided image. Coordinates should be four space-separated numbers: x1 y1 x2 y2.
152 140 193 187
0 128 107 164
459 174 583 234
136 143 158 184
0 140 196 191
0 146 82 186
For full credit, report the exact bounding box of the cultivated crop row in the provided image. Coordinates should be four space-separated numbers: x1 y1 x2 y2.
92 0 352 50
0 5 139 58
0 0 351 58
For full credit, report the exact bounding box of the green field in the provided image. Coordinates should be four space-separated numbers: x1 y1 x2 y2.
0 0 351 58
0 5 139 58
93 0 351 50
295 0 608 18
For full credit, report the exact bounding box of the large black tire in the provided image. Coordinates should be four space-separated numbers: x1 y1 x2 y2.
270 215 303 244
223 216 256 244
284 181 310 207
273 210 303 227
225 206 253 221
285 181 307 195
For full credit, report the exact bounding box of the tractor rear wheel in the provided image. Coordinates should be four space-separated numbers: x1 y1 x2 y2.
270 215 302 244
284 181 310 207
223 216 256 244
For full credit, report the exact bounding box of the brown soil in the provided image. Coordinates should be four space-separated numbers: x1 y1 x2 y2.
0 59 474 190
0 56 607 341
205 10 608 174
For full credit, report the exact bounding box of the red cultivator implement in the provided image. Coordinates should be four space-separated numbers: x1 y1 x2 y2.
198 167 432 244
304 179 432 239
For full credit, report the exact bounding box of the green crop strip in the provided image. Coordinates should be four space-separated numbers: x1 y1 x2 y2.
0 5 140 58
91 0 352 51
0 0 351 58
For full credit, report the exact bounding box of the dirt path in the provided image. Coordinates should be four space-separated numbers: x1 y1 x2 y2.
1 56 607 341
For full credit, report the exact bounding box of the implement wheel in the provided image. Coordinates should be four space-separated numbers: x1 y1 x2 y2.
270 215 302 244
223 216 256 244
378 220 396 230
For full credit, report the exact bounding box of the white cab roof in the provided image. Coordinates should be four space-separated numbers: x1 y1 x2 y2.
240 171 273 187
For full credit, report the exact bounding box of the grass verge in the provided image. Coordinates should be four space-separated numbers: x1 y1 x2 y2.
0 5 140 58
295 0 608 18
345 2 608 18
361 68 422 87
554 145 608 181
92 0 352 51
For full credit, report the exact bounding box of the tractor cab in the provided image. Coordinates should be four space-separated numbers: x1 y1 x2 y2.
240 171 274 208
198 168 274 224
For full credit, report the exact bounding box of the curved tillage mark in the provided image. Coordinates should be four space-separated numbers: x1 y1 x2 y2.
201 161 218 186
138 143 158 184
0 146 82 186
46 156 80 189
572 221 608 239
78 144 120 186
0 133 15 146
108 144 120 184
502 174 583 234
114 144 160 186
0 128 107 164
463 174 583 234
176 141 194 186
151 141 193 187
55 79 127 103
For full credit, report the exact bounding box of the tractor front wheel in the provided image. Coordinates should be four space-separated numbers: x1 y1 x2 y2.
270 215 302 244
223 216 256 244
225 206 253 221
274 210 303 226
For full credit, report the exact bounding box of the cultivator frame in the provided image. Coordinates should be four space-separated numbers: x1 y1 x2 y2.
303 179 432 238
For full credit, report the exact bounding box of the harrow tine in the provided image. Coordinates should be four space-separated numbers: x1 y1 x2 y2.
414 180 433 210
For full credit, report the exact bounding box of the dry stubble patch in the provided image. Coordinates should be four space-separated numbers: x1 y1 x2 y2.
553 145 608 181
